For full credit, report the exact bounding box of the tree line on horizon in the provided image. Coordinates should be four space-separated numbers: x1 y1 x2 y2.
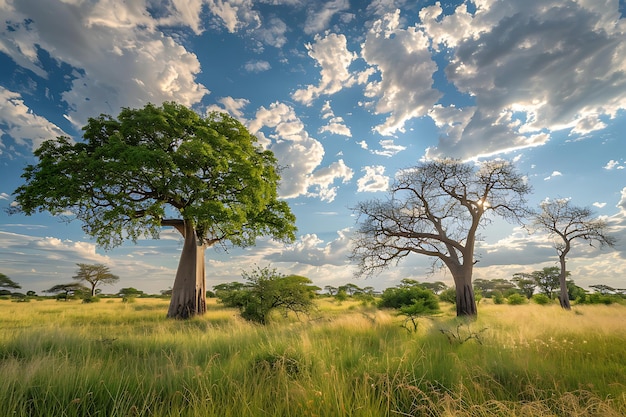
6 102 619 319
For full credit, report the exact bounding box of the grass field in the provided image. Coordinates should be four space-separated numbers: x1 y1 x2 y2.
0 298 624 416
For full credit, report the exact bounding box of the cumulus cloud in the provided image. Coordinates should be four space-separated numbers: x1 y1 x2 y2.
266 228 352 266
604 160 624 170
593 202 607 209
206 0 260 33
1 0 209 128
249 102 353 202
361 10 441 136
356 165 389 192
292 33 357 105
421 0 626 159
319 101 351 137
0 87 69 151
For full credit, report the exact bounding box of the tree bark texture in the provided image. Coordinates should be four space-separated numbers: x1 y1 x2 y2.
558 255 571 310
167 220 207 319
454 275 477 317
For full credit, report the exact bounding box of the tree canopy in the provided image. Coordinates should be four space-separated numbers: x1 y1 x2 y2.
12 102 296 318
351 159 530 317
532 198 617 309
73 263 120 297
0 273 21 290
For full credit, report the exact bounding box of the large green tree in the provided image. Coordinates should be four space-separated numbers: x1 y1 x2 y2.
532 199 617 309
351 159 530 317
12 102 296 319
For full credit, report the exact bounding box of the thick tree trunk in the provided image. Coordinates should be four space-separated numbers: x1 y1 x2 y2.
453 274 477 317
558 255 571 310
166 220 207 319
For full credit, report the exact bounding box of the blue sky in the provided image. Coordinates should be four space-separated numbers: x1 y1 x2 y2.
1 0 625 295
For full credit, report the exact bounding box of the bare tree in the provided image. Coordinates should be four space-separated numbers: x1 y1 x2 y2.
532 199 617 309
351 159 530 317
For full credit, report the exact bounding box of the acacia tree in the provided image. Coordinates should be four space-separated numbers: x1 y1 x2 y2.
351 159 530 317
73 263 120 297
532 199 617 309
12 102 296 319
0 273 21 290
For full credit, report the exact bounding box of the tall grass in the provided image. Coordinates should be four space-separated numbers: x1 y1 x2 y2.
0 298 624 416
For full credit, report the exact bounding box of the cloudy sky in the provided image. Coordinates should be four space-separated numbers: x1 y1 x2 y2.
1 0 625 295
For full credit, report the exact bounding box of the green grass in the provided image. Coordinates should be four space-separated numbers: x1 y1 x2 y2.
0 298 624 416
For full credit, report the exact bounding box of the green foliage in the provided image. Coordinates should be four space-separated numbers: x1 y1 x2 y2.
379 285 439 311
74 263 119 296
473 278 516 298
12 102 296 250
438 287 456 304
117 287 144 298
532 293 553 305
215 266 318 324
507 293 527 305
492 291 505 304
81 296 101 304
0 273 21 290
334 289 348 302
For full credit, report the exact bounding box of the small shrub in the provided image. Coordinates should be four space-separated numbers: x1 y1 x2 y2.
492 291 505 304
438 287 456 304
507 293 526 305
82 296 101 303
532 294 552 305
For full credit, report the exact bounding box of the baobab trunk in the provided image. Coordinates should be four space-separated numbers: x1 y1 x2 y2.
558 256 571 310
453 273 477 317
166 220 207 319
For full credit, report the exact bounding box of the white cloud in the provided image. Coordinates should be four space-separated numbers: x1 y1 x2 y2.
543 171 563 181
422 0 626 159
249 102 353 202
371 139 406 157
267 228 352 267
1 0 209 128
361 10 441 136
303 0 350 35
206 0 260 33
604 160 624 170
244 60 271 73
357 165 389 192
593 202 607 208
0 87 69 151
357 140 368 150
292 33 357 105
319 101 351 137
205 97 250 120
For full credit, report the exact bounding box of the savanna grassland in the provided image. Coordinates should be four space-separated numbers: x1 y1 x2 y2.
0 298 624 416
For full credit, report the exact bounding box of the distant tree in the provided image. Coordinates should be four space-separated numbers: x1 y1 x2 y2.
351 159 530 317
532 199 617 309
473 278 516 298
323 285 338 296
26 290 37 297
160 288 173 297
512 273 537 299
0 273 21 290
532 266 563 299
215 266 319 324
44 283 90 300
11 102 296 319
339 283 362 296
418 281 448 295
73 263 120 297
589 284 615 295
117 287 145 298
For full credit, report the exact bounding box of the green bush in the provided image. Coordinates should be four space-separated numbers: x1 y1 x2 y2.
492 290 505 304
507 293 526 305
532 294 552 305
438 287 456 304
82 296 101 303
